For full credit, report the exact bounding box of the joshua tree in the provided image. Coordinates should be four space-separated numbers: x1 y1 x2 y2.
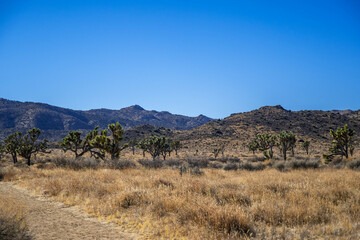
61 127 102 159
92 122 127 160
171 140 182 155
127 139 138 155
350 145 355 156
277 131 296 161
212 144 225 159
138 136 170 160
246 139 258 155
256 133 277 159
137 139 147 157
17 128 49 166
160 138 172 160
301 140 310 155
4 132 22 164
323 124 355 163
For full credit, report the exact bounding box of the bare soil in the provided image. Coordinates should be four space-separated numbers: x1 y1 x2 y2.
0 182 138 240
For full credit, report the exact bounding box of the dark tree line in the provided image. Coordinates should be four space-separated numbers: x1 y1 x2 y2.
0 122 356 165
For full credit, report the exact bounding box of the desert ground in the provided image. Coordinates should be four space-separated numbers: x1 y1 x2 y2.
1 145 360 240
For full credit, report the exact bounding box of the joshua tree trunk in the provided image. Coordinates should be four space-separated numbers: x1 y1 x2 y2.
283 148 287 161
12 154 17 164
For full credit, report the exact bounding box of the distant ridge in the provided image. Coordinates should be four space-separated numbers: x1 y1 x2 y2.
178 105 360 146
0 98 212 140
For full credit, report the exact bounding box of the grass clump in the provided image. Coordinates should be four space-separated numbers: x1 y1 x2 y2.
239 162 266 171
0 194 32 240
348 159 360 170
137 159 163 169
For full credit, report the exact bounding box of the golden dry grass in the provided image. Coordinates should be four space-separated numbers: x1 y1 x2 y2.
5 166 360 239
0 193 32 240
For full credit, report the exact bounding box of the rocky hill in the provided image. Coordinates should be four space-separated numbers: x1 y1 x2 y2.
0 98 211 140
1 98 359 149
178 105 360 149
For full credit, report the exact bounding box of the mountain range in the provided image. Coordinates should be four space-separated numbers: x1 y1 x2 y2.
0 98 211 140
1 98 359 149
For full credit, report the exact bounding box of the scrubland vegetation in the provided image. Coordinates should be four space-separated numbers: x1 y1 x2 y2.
0 193 32 240
1 122 360 239
1 164 360 239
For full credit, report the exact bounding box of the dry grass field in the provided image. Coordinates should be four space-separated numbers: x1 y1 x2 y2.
1 149 360 239
0 192 32 240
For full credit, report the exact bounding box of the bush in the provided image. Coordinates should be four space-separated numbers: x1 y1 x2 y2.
52 157 99 170
223 163 238 171
348 159 360 170
209 162 223 169
0 195 32 240
288 160 319 169
186 158 209 168
0 167 18 181
239 162 266 171
107 159 136 170
190 166 204 176
138 159 163 169
247 156 264 162
227 157 241 163
273 161 286 171
163 159 184 167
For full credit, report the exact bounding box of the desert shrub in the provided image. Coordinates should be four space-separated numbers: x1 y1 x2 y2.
138 159 163 169
163 159 183 167
273 161 286 171
247 156 264 162
227 157 241 163
186 158 209 168
190 166 204 175
213 191 252 207
239 162 266 171
107 159 136 170
52 157 99 170
0 167 18 181
209 162 223 169
348 159 360 170
218 158 228 163
0 195 32 240
223 163 238 171
178 165 204 176
288 160 319 169
117 190 149 209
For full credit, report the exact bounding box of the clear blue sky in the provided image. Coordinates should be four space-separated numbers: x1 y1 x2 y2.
1 0 359 118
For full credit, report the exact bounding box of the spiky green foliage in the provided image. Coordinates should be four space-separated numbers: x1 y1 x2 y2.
171 140 182 155
137 136 171 160
137 139 147 157
160 138 172 160
323 124 355 163
255 133 277 159
17 128 49 166
246 140 258 155
91 122 127 160
277 131 296 160
61 127 103 159
301 140 310 155
61 131 83 158
4 132 22 164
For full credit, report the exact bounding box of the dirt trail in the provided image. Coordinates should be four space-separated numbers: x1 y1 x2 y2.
0 182 138 240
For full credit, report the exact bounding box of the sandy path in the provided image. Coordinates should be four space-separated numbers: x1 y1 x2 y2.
0 182 138 240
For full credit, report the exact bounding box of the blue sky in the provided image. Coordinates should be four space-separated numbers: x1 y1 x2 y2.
0 0 359 118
